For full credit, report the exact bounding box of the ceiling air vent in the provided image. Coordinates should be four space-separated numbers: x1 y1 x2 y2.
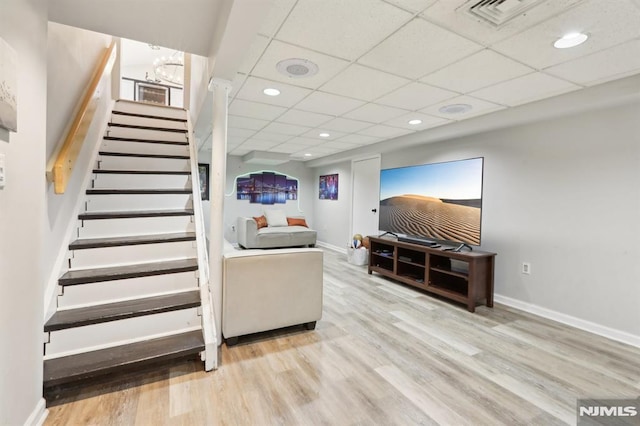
467 0 547 27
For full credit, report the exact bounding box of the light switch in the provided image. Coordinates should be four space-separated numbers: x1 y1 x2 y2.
0 154 5 189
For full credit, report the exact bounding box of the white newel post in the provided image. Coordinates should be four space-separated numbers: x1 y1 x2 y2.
208 78 231 341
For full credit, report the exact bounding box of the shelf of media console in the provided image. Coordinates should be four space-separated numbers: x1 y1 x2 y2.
367 236 496 312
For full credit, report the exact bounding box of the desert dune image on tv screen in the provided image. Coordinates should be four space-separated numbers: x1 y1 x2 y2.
379 158 483 245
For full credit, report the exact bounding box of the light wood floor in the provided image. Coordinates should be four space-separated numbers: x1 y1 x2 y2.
45 248 640 425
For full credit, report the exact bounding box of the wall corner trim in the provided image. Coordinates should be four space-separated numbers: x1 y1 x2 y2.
494 294 640 349
23 398 48 426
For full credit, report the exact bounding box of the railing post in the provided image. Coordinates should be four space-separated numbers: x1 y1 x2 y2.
208 78 231 338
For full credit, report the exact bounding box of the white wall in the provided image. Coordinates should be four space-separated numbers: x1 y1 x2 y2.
380 101 640 339
312 161 353 250
200 154 315 243
0 0 48 424
44 24 114 319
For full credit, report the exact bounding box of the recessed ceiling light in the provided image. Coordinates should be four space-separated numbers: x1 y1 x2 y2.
263 88 280 96
319 132 330 138
439 104 472 114
408 119 422 125
553 32 588 49
276 58 319 79
304 153 312 157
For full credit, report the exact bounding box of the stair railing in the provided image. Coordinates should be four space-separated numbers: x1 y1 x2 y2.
46 42 116 194
186 116 218 371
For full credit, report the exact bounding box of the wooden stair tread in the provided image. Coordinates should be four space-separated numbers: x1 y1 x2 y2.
108 122 187 133
69 232 196 250
104 136 188 146
111 110 187 123
98 151 190 160
86 188 192 195
43 330 204 388
44 291 201 332
59 258 198 286
79 209 194 220
93 169 191 175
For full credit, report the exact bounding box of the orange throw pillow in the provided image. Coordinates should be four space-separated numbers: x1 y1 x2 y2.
287 217 308 227
253 215 268 229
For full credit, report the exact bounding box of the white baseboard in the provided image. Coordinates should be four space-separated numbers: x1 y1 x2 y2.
24 398 47 426
494 294 640 348
316 241 347 254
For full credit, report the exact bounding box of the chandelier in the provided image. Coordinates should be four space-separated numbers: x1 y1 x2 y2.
153 52 184 86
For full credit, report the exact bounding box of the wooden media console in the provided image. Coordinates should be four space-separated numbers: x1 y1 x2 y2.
368 236 496 312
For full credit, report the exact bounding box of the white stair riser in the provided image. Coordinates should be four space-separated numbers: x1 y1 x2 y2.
92 173 192 189
58 272 199 308
78 216 194 238
113 102 187 120
97 156 190 171
105 126 188 143
101 140 189 157
70 241 197 269
85 193 192 212
45 308 201 357
111 114 187 131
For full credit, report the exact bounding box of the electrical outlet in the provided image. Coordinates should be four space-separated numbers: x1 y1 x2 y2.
522 262 531 275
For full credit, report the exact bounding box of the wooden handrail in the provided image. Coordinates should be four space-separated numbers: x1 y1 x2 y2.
47 42 116 194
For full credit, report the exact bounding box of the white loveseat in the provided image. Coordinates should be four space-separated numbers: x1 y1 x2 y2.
236 216 317 249
222 247 323 345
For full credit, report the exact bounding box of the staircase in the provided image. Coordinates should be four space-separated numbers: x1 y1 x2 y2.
43 100 215 392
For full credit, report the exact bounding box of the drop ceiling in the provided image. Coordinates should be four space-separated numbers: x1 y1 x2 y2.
217 0 640 162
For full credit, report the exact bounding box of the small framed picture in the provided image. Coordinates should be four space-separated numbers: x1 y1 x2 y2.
319 174 338 200
198 163 209 200
135 82 168 105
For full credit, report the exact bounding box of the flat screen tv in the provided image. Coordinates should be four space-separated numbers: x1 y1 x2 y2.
378 157 484 246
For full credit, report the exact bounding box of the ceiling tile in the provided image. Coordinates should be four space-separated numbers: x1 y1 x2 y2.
236 76 312 107
261 122 313 136
230 73 247 99
227 136 247 147
238 35 270 74
491 0 640 69
301 129 348 141
238 139 281 150
335 134 381 145
229 99 287 121
375 82 458 110
384 0 438 13
321 140 362 150
286 137 324 146
383 112 450 130
228 128 256 139
320 64 411 102
258 0 297 37
228 115 270 131
419 95 505 119
421 0 584 46
270 143 311 154
545 39 640 86
275 0 413 60
250 40 350 89
358 125 414 138
358 17 483 79
295 91 366 116
251 131 294 142
276 109 334 127
321 117 374 133
470 73 580 107
420 49 535 94
344 103 410 123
